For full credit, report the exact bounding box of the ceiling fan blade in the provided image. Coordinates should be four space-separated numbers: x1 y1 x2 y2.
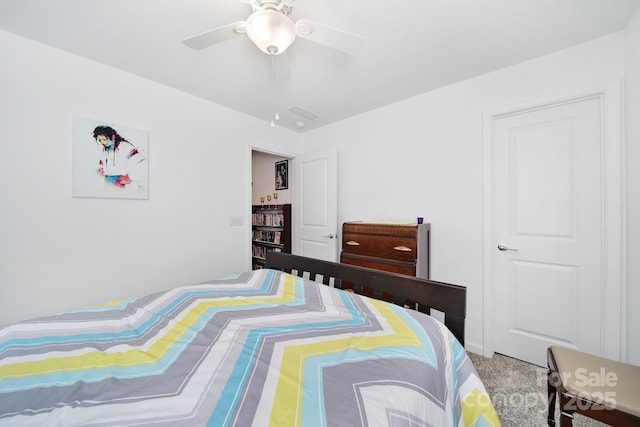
182 21 245 50
295 19 364 55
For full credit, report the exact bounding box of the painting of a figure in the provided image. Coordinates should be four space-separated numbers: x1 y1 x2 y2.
275 159 288 190
72 116 149 199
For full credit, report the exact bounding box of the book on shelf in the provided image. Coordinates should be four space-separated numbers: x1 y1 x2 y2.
252 212 285 227
252 230 283 245
251 244 283 260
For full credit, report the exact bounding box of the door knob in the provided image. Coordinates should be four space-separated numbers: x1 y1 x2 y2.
323 233 336 239
497 243 518 251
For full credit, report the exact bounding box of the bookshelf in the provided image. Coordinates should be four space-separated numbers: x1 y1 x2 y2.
252 204 291 269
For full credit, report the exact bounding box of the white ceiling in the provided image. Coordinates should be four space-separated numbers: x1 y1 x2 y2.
1 0 638 132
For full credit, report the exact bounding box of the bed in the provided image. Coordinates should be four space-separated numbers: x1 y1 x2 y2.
0 252 500 426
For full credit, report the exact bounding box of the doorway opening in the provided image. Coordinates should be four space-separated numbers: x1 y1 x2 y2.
251 149 293 270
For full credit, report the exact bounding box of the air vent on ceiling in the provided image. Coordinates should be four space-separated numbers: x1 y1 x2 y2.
288 105 319 121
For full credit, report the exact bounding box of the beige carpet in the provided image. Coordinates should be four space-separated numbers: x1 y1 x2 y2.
468 352 608 427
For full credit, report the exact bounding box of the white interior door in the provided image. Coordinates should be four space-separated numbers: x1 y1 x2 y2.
491 96 605 367
293 149 338 261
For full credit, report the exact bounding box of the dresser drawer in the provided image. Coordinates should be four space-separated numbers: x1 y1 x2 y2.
342 233 417 262
340 253 416 276
343 222 419 238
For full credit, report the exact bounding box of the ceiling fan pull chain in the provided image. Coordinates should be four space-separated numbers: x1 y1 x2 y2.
270 55 280 126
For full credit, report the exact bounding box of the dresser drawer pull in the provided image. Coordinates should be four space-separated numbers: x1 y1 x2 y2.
393 246 412 252
345 241 360 246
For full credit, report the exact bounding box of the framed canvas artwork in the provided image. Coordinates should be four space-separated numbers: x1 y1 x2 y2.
72 115 149 199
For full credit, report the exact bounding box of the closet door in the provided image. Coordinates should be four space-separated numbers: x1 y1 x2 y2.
491 96 604 366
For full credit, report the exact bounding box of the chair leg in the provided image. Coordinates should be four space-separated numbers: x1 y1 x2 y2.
547 369 557 426
559 393 574 427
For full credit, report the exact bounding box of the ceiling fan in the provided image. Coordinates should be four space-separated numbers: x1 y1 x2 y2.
182 0 365 56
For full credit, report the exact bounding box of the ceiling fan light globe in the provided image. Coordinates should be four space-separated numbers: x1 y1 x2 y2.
245 9 296 55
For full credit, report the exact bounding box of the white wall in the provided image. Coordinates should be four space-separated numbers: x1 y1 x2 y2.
0 30 299 326
300 33 627 357
252 151 292 205
625 6 640 365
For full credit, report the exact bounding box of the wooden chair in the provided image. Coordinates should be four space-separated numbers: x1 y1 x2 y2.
547 346 640 426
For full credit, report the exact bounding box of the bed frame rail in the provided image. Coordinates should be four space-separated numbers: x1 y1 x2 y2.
265 252 466 345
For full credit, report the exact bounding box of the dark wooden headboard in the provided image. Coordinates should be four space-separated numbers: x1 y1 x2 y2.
264 252 467 346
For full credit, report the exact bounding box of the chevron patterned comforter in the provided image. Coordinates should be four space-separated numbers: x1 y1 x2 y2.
0 269 499 427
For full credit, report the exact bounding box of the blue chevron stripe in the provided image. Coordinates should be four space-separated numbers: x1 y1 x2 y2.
450 338 467 425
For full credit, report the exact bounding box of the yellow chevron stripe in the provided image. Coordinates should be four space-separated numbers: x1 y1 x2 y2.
461 387 501 427
0 275 298 380
268 298 423 427
98 299 126 308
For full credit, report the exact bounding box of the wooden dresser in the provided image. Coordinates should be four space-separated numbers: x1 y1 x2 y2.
340 222 430 279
